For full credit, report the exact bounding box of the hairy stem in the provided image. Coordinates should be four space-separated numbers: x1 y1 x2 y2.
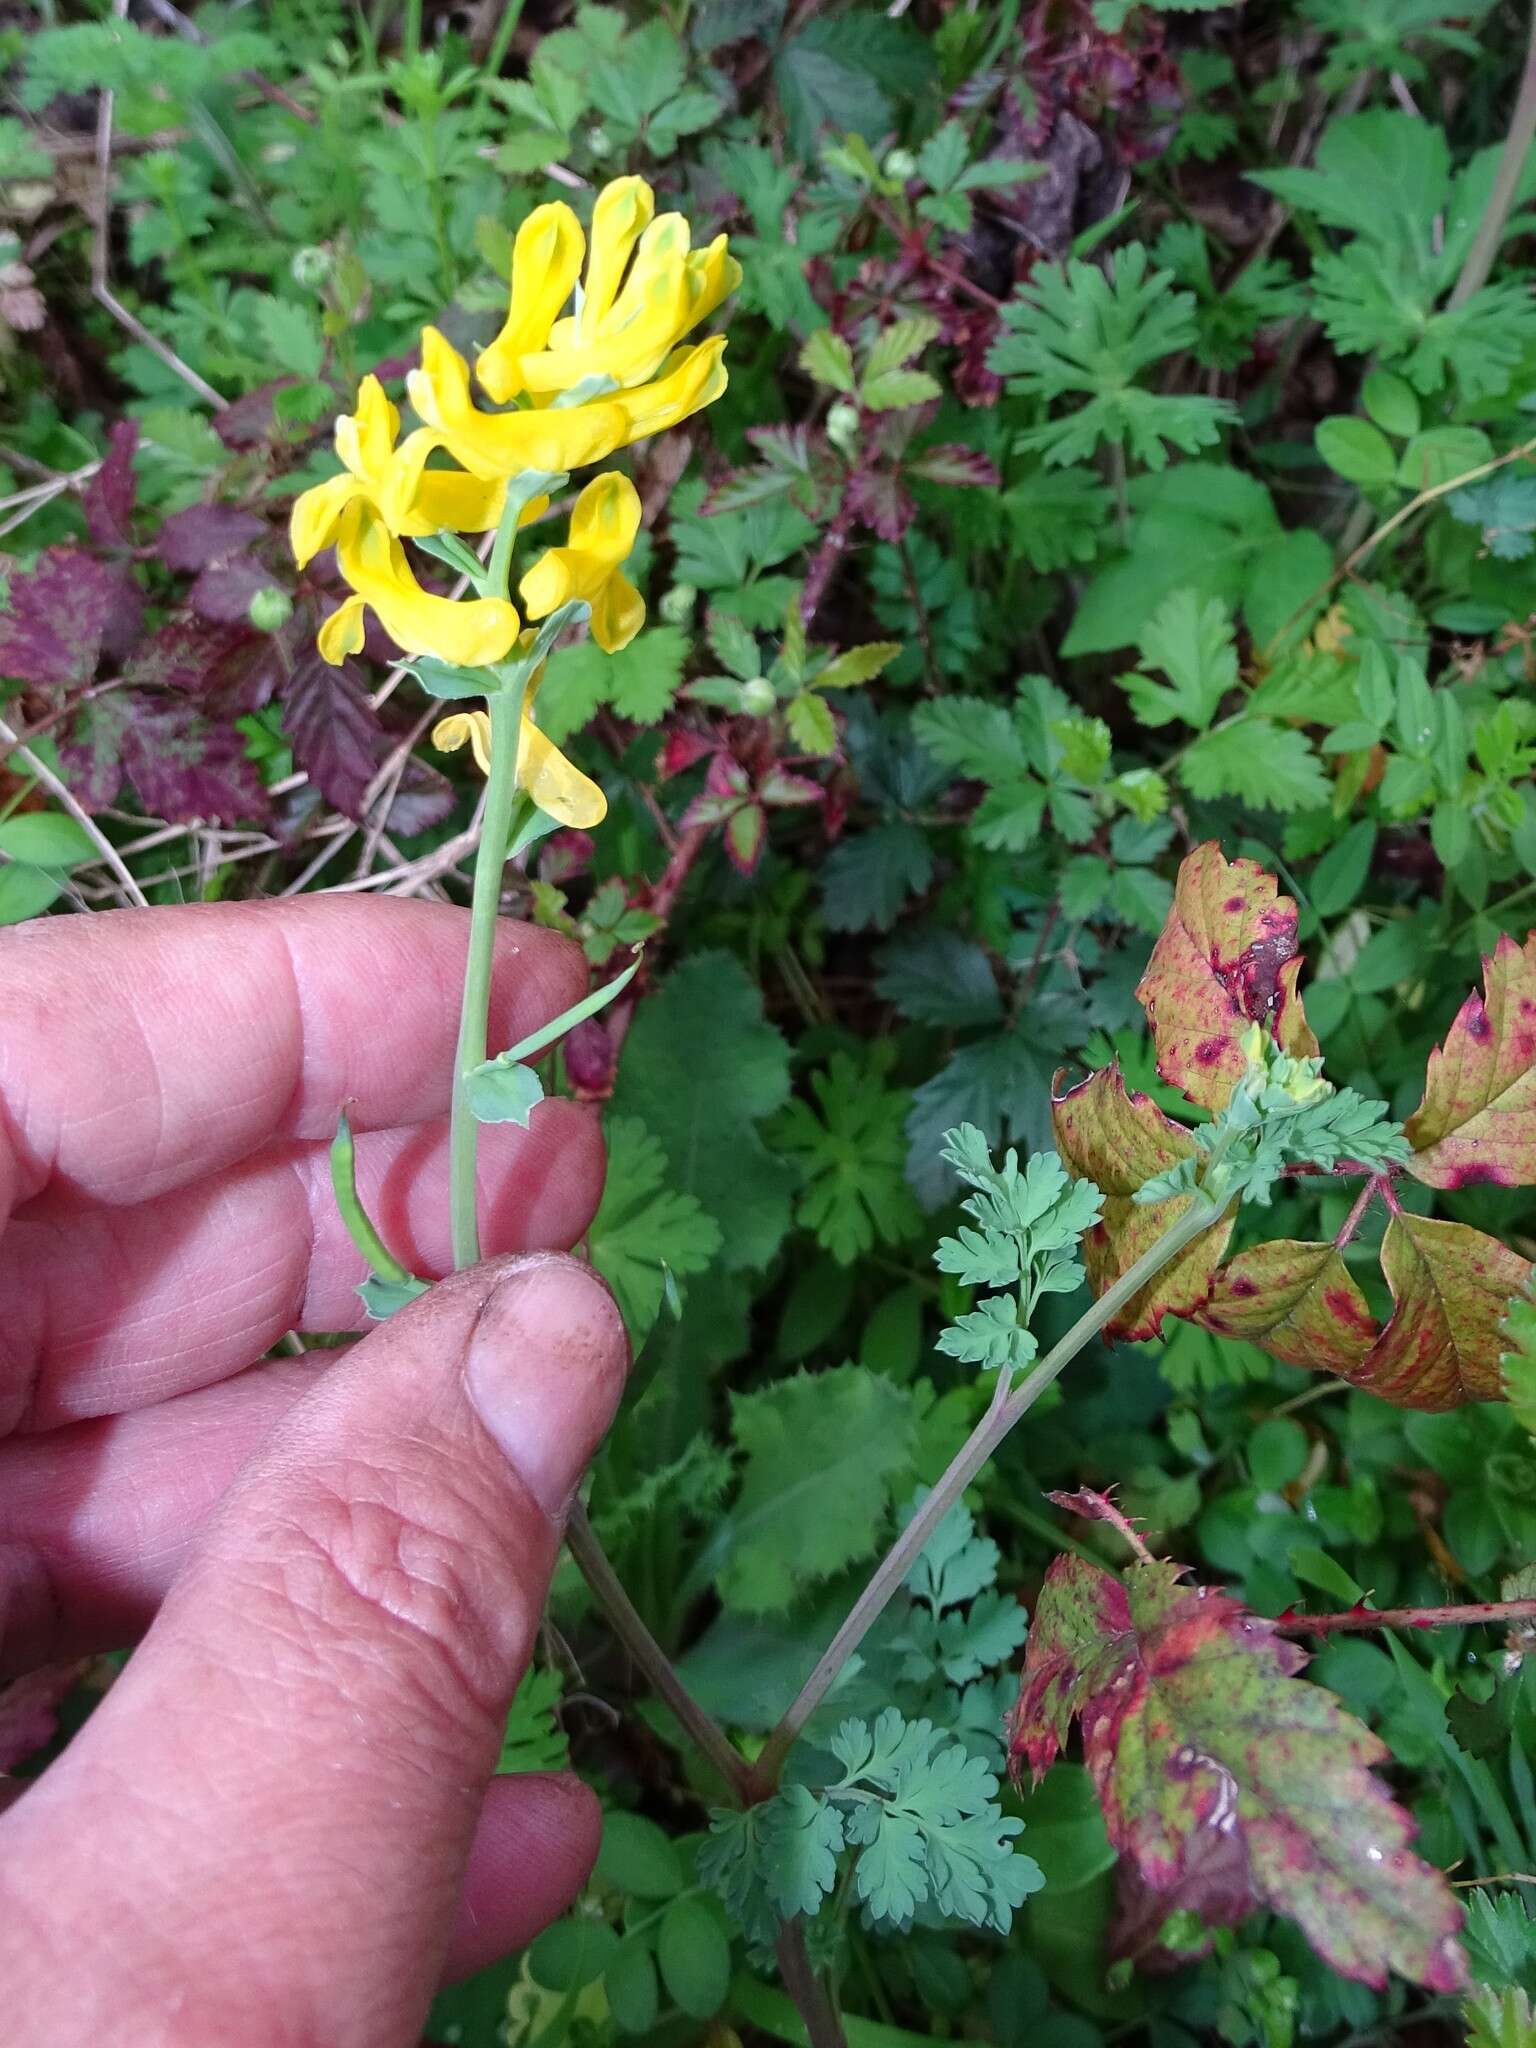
751 1194 1226 1789
1277 1597 1536 1637
564 1500 750 1796
448 693 523 1268
1449 0 1536 307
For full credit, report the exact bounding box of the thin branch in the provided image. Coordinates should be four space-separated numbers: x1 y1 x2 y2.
0 713 148 909
92 0 227 413
564 1500 750 1798
1450 0 1536 306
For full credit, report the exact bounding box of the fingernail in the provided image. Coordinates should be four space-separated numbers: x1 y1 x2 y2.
465 1258 626 1517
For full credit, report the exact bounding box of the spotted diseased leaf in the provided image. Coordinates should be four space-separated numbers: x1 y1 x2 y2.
1052 1063 1233 1339
0 548 142 693
1348 1213 1530 1410
1404 934 1536 1188
1011 1554 1468 1993
1136 843 1318 1113
1198 1241 1379 1376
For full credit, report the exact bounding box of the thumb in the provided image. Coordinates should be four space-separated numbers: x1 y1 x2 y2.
0 1254 627 2048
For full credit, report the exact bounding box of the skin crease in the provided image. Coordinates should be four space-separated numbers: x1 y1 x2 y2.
0 900 629 2047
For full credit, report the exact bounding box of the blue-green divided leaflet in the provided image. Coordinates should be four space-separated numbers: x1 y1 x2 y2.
465 952 643 1125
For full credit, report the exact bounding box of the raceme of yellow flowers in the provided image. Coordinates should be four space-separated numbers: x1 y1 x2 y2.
288 174 738 827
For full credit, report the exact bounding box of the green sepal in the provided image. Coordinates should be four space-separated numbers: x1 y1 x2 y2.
358 1274 431 1318
464 953 643 1124
405 656 507 701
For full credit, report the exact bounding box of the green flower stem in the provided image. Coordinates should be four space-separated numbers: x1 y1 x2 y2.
750 1192 1227 1793
449 693 529 1270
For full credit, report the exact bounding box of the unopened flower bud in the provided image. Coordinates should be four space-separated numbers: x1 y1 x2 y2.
827 400 860 455
883 147 917 182
659 581 697 626
587 125 612 158
248 586 293 632
291 245 331 291
740 676 777 718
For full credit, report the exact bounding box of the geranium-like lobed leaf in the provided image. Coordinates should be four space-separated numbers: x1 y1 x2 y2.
1404 934 1536 1188
1198 1240 1378 1376
1011 1554 1467 1992
1348 1213 1529 1409
1136 842 1318 1113
1052 1062 1232 1338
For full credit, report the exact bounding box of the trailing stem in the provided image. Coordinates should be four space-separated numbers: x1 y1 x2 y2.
749 1192 1228 1791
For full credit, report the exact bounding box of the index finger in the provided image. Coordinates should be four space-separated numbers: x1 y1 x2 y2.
0 898 585 1215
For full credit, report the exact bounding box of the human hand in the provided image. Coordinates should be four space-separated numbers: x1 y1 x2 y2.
0 898 628 2044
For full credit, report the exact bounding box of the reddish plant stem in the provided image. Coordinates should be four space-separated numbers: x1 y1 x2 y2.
1276 1598 1536 1637
1333 1173 1386 1249
866 197 1004 309
603 821 711 1065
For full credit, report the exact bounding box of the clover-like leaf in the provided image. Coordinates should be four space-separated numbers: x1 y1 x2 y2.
1404 933 1536 1188
1198 1240 1379 1376
1011 1554 1467 1993
1348 1213 1530 1410
1136 843 1318 1113
1052 1063 1233 1339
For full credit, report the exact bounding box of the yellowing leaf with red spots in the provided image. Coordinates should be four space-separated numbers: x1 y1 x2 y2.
1052 1063 1233 1340
1348 1213 1529 1409
1011 1555 1467 1992
1198 1241 1378 1376
1405 934 1536 1188
1136 843 1319 1114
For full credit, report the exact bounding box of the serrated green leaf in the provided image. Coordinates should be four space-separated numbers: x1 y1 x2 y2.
588 1116 721 1339
861 366 944 411
799 327 857 392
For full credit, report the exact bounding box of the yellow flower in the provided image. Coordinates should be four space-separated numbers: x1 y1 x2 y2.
520 473 645 654
410 325 728 485
479 177 741 404
318 503 521 668
432 649 607 829
290 375 513 567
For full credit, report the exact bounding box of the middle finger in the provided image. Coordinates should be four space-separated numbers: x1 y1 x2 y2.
0 1100 603 1433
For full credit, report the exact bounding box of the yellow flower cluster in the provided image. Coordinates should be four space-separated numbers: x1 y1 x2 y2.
288 175 737 826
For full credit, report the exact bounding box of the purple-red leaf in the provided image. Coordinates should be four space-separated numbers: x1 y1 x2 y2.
120 696 270 824
83 420 139 550
122 616 273 705
1198 1240 1379 1377
155 503 269 573
844 467 915 541
1404 933 1536 1188
906 443 1001 489
1052 1062 1233 1339
0 549 142 692
1136 843 1319 1113
1011 1554 1467 1993
189 556 283 624
1348 1212 1528 1409
281 649 452 833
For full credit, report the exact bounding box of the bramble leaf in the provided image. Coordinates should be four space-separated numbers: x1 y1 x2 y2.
1404 934 1536 1188
1136 842 1319 1113
1348 1213 1530 1410
1011 1554 1468 1992
1198 1240 1379 1376
1052 1064 1234 1339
